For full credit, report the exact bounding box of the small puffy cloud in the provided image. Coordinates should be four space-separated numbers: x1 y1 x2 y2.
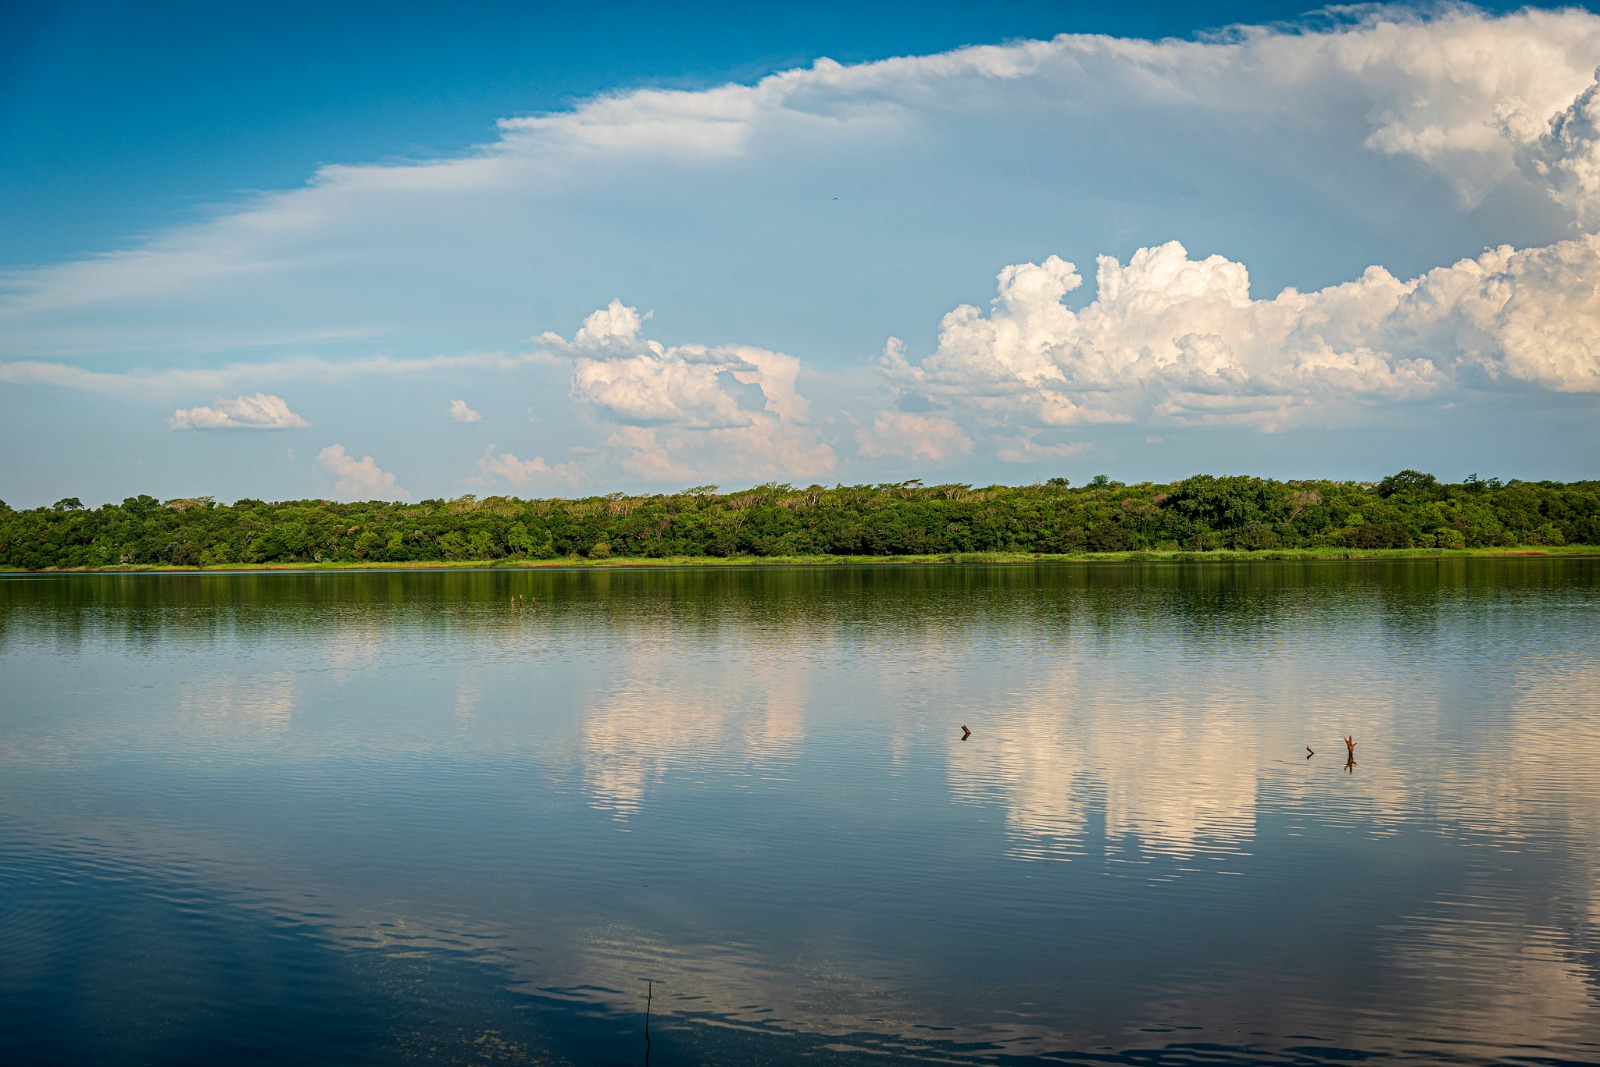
317 444 408 500
540 301 836 484
564 299 653 350
886 233 1600 444
168 393 308 430
855 411 973 464
447 398 482 423
547 300 767 430
475 444 580 492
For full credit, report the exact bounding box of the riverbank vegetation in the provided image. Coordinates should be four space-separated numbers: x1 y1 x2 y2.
2 472 1597 571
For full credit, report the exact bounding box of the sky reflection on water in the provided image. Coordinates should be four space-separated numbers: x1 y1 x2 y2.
2 561 1598 1065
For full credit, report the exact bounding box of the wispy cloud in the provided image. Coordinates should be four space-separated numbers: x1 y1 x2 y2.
0 350 538 396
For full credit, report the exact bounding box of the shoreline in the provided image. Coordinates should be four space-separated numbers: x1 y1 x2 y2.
4 545 1598 574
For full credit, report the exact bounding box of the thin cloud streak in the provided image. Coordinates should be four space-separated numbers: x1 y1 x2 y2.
0 350 543 396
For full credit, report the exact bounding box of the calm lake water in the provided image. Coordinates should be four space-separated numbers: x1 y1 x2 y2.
2 561 1598 1066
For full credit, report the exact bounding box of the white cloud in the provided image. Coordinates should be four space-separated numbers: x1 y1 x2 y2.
547 300 767 430
886 232 1600 440
602 426 698 483
566 299 653 349
447 398 481 423
994 431 1089 465
474 444 580 492
168 393 309 430
539 300 837 484
317 444 408 499
1516 68 1600 225
855 411 973 464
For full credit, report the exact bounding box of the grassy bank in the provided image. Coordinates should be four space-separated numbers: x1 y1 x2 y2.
7 544 1600 574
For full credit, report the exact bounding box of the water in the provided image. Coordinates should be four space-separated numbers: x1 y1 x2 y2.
1 561 1597 1066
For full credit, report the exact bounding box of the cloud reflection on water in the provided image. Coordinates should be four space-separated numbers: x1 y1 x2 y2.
946 664 1260 863
177 672 295 735
579 646 806 817
3 565 1599 1064
1379 910 1597 1054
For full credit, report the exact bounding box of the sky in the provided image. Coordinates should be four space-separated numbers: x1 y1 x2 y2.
3 0 1599 506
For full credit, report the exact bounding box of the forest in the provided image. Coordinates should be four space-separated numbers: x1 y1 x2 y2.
1 471 1597 570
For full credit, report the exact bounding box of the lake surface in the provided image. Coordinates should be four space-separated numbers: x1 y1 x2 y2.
2 561 1598 1066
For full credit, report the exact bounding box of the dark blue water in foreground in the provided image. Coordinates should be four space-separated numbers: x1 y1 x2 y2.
2 561 1598 1066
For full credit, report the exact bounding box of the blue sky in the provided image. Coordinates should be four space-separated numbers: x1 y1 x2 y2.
3 1 1599 505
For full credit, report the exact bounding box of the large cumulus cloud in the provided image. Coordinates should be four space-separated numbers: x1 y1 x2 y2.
879 230 1600 452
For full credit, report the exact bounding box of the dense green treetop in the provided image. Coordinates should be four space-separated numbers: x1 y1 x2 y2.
1 472 1596 569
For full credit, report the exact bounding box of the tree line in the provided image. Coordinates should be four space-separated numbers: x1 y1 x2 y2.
2 471 1596 569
